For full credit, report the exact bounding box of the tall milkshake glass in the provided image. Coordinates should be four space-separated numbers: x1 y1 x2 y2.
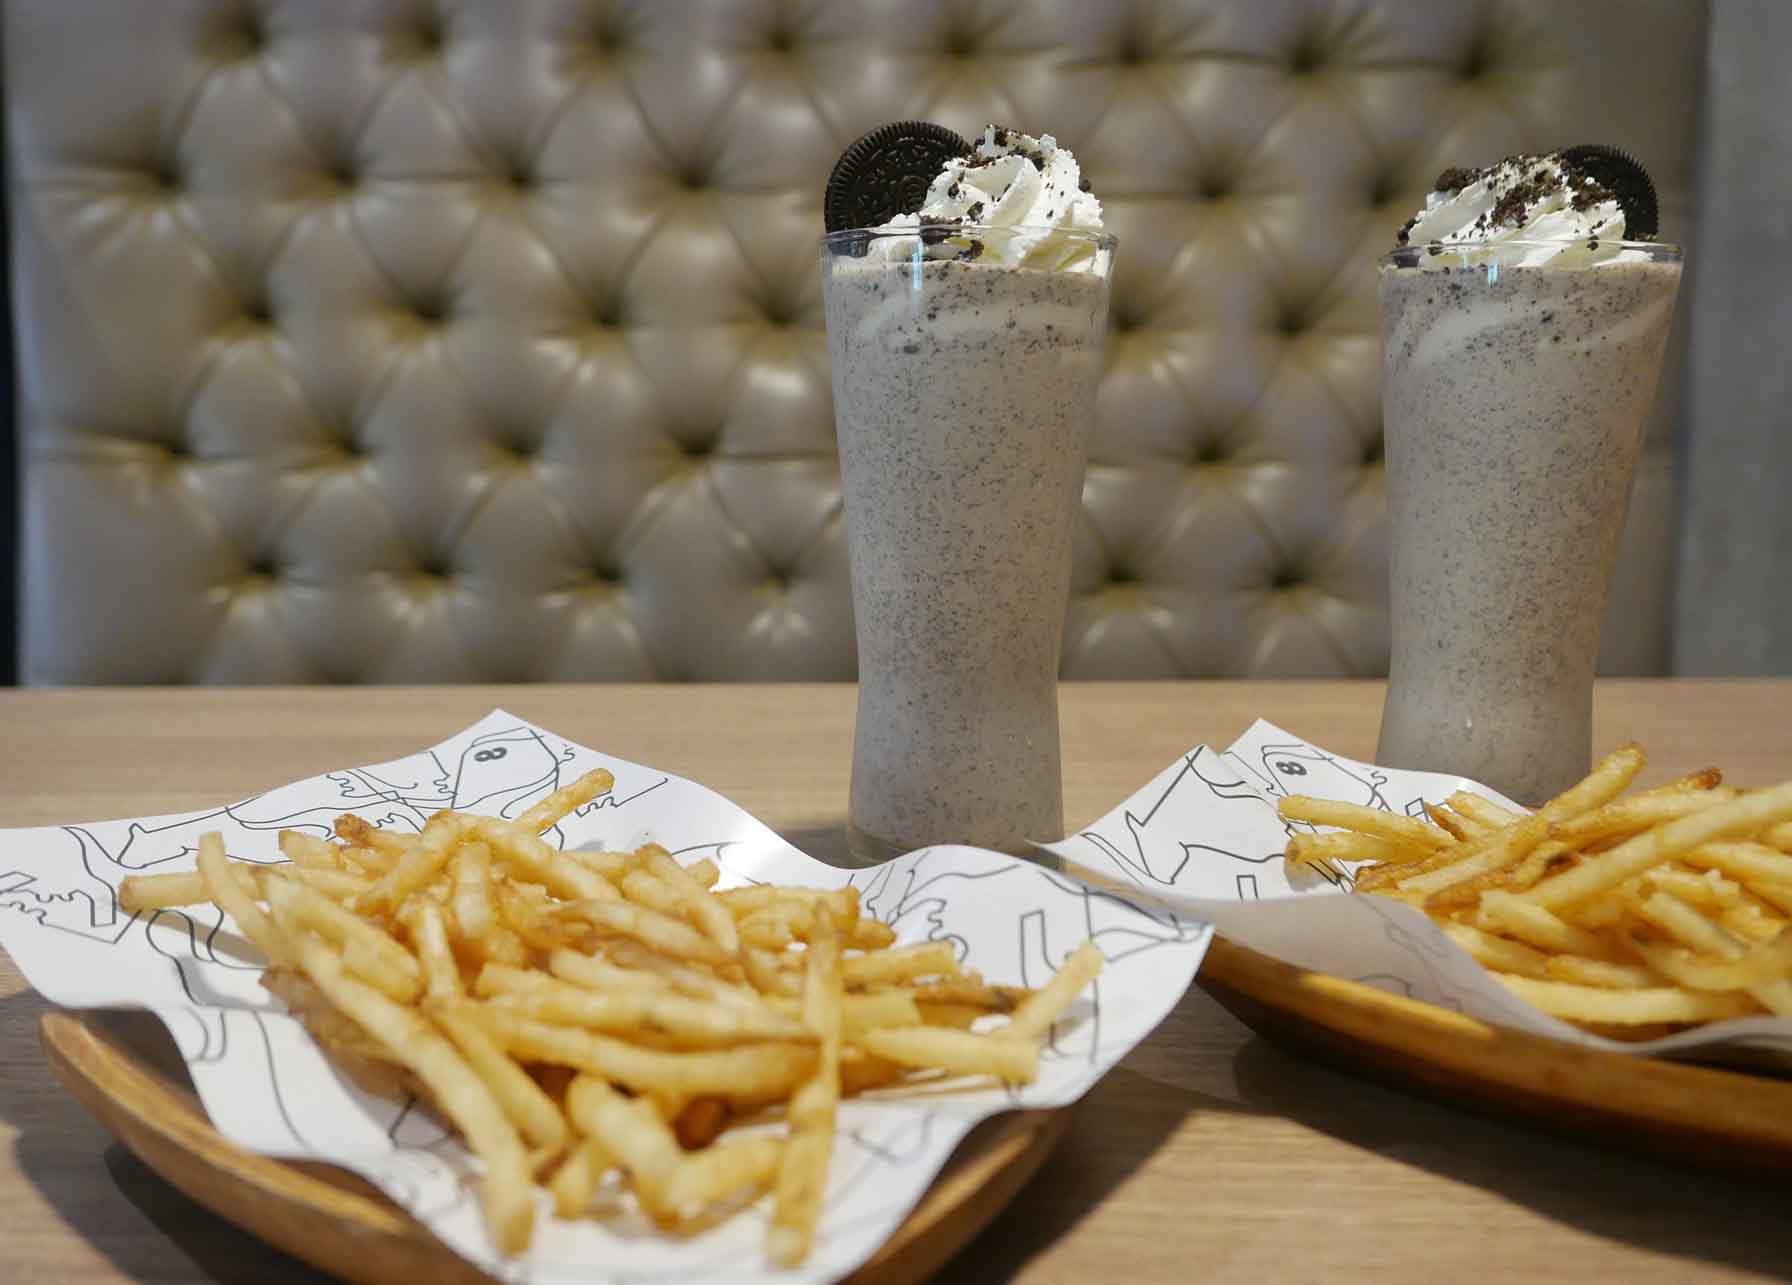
1377 238 1682 803
823 225 1115 862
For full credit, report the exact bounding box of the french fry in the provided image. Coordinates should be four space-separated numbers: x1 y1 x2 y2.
514 768 615 834
1277 797 1452 850
481 973 811 1046
544 949 679 998
564 1074 684 1224
1492 973 1760 1024
1441 922 1551 978
857 1026 1037 1083
1003 943 1104 1042
770 913 842 1265
547 1137 612 1218
279 829 348 871
1285 831 1398 871
673 1097 730 1150
1525 783 1792 911
286 934 535 1254
664 1136 784 1226
265 877 422 1002
401 898 462 1004
457 1005 818 1097
121 864 257 913
554 899 730 968
472 817 613 903
432 1008 569 1151
354 812 474 915
638 845 740 956
198 835 292 966
842 941 959 988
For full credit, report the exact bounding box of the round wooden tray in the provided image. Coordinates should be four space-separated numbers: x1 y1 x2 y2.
1197 934 1792 1171
40 1009 1067 1284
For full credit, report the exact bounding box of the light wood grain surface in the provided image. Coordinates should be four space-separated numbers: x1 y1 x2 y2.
3 680 1791 1283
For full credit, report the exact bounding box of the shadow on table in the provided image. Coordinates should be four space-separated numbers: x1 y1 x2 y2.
0 990 323 1284
933 983 1263 1283
1223 1031 1792 1279
778 823 855 867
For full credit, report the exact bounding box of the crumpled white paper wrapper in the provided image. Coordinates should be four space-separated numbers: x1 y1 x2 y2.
0 710 1213 1284
1043 719 1792 1062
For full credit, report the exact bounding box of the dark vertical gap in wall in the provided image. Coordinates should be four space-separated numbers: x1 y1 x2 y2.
0 47 15 687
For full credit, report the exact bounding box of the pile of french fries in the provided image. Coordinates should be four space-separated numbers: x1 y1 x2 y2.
117 769 1103 1264
1279 745 1792 1036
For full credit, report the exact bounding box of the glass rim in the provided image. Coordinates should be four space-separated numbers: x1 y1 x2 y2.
823 223 1118 252
1382 237 1681 265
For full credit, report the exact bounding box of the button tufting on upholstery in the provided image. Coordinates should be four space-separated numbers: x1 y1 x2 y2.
7 0 1701 685
410 290 450 324
1289 36 1325 74
1460 36 1491 78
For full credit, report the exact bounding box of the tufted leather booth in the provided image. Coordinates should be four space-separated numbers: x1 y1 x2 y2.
6 0 1708 684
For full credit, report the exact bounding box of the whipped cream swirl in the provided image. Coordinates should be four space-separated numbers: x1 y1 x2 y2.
873 126 1105 272
1397 153 1641 268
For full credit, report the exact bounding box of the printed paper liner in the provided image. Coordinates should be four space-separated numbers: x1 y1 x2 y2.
0 711 1211 1283
1044 719 1792 1062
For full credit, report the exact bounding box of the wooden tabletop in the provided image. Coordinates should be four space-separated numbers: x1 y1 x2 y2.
3 680 1791 1283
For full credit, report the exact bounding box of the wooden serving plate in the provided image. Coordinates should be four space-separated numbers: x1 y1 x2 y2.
1198 934 1792 1171
41 1009 1067 1285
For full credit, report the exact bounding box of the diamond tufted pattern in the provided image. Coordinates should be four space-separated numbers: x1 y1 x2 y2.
6 0 1708 683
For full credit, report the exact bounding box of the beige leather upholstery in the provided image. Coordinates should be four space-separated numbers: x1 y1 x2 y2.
6 0 1708 684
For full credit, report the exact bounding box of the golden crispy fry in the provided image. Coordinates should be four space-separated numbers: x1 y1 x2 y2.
915 1002 983 1029
1624 929 1792 992
471 816 613 903
1447 791 1524 829
515 768 615 834
1277 796 1452 850
599 939 763 1008
1630 889 1748 959
279 829 348 871
842 941 959 988
547 1137 613 1218
353 812 474 915
738 904 808 951
543 949 679 998
1682 841 1792 887
619 869 686 920
482 973 811 1046
564 1074 685 1225
857 1026 1037 1083
121 865 255 913
1424 802 1477 841
1550 789 1737 846
770 990 921 1036
1286 830 1407 872
554 899 730 967
1475 892 1613 958
333 813 412 855
770 913 842 1265
1764 822 1792 851
457 1005 818 1097
286 933 535 1254
1492 973 1760 1024
742 947 804 998
1542 955 1658 989
665 1135 785 1226
897 978 1029 1011
1003 943 1104 1043
198 835 292 966
1525 783 1792 911
399 899 462 1004
1441 922 1551 978
432 1008 569 1151
638 845 740 956
266 877 421 1001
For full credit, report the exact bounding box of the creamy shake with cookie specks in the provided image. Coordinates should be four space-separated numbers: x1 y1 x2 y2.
1376 150 1682 804
822 125 1114 861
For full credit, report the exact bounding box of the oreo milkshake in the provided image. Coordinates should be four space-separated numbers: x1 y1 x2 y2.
1377 149 1682 803
822 125 1114 861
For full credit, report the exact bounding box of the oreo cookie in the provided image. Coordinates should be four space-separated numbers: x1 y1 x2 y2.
824 121 972 233
1560 144 1658 239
